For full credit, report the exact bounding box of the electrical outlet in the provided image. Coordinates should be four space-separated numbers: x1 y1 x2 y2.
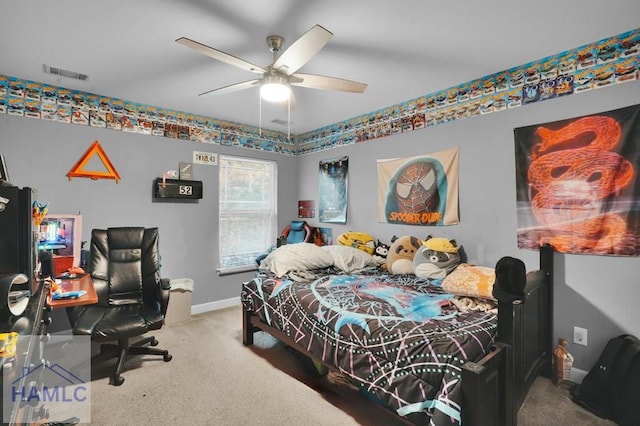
574 326 588 346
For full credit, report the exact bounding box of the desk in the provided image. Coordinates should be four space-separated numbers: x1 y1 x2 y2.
46 274 97 309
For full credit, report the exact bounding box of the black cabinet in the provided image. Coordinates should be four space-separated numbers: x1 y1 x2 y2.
0 185 37 298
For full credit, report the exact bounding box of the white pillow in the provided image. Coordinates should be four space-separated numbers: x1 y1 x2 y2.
260 243 334 276
322 245 383 273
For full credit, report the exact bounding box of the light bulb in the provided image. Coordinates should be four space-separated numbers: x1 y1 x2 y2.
260 82 290 102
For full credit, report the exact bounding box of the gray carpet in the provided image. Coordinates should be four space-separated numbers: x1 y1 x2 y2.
86 305 616 425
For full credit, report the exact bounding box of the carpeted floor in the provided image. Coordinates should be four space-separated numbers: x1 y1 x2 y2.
85 305 615 425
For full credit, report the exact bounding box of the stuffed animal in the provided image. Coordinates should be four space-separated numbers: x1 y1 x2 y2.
337 231 376 255
386 235 422 274
374 240 390 259
413 236 461 279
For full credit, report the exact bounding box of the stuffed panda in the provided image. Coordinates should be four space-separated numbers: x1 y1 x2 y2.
413 236 461 279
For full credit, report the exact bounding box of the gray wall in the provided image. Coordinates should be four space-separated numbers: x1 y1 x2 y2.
0 114 299 328
1 81 639 370
296 81 640 371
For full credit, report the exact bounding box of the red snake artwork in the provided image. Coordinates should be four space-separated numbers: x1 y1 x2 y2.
528 115 634 253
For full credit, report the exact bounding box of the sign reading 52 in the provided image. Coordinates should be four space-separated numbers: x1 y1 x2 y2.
179 185 193 196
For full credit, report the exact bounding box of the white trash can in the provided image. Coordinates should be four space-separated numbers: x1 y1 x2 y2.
165 278 193 325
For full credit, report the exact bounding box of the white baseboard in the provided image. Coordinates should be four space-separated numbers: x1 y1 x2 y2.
570 367 588 384
191 296 240 315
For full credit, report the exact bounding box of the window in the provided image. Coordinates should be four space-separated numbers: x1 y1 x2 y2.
218 155 277 274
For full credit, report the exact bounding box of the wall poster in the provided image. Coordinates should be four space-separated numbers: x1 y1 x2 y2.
311 227 333 246
298 200 315 218
514 104 640 256
377 147 459 226
319 156 348 223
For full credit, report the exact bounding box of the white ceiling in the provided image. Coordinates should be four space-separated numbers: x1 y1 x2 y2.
2 0 639 134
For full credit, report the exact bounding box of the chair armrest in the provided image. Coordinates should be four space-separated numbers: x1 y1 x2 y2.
159 278 171 315
160 278 171 290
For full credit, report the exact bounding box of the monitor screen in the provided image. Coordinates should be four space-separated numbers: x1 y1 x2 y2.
38 214 83 268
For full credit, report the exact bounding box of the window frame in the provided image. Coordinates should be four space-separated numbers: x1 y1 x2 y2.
217 155 277 275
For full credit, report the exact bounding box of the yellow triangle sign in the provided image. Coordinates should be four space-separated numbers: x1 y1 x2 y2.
67 140 121 183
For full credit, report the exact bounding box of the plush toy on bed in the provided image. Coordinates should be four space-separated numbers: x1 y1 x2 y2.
374 240 390 259
337 231 376 255
386 235 422 274
412 236 462 280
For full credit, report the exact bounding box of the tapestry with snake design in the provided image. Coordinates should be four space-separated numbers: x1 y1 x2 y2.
514 104 640 256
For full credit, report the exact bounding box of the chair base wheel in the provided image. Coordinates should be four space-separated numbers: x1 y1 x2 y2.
110 374 125 386
100 336 170 385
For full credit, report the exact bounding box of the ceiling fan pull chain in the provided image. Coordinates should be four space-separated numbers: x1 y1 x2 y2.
288 96 291 140
259 95 263 137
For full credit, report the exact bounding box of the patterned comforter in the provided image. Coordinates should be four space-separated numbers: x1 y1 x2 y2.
241 269 497 425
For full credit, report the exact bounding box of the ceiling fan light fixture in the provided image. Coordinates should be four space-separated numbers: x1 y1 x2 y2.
260 75 290 102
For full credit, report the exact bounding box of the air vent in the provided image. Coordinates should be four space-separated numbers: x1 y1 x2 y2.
42 64 89 81
271 119 291 126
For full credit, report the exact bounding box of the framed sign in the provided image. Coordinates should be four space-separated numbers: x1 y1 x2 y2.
193 151 218 166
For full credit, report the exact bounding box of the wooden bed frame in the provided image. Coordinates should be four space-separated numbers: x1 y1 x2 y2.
242 244 554 425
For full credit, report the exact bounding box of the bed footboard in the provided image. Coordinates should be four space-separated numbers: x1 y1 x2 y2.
461 342 508 425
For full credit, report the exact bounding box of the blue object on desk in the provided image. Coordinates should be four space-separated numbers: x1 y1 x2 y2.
56 272 88 280
52 290 87 300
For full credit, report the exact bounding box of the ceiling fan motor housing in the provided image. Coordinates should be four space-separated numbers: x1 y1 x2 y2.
266 35 284 53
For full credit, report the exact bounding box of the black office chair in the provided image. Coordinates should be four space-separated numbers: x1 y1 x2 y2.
66 227 172 385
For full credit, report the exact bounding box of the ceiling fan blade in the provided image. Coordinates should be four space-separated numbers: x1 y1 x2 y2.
198 79 261 97
176 37 266 74
291 73 367 93
273 25 333 75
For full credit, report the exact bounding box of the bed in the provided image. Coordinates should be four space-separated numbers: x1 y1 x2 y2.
241 243 554 425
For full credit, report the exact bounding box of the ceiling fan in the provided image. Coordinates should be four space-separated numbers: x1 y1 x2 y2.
175 24 367 105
